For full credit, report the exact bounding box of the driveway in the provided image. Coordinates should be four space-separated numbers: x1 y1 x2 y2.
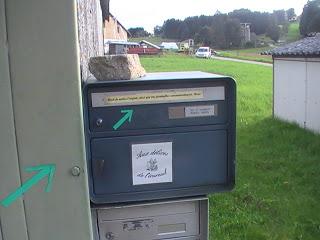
212 56 273 67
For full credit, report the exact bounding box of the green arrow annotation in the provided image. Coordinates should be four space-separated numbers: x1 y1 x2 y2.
0 164 56 208
113 109 134 130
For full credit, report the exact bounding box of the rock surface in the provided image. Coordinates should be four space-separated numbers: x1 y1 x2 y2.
88 54 146 80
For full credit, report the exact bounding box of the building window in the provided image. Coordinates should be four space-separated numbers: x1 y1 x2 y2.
117 26 120 33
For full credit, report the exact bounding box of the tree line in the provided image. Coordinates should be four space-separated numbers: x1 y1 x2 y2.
129 1 320 48
300 0 320 36
154 8 295 49
128 27 151 38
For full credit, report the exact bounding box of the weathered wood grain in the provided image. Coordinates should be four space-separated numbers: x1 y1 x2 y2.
77 0 105 81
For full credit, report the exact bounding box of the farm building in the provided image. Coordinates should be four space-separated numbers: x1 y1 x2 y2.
240 23 251 43
104 13 129 41
263 33 320 134
160 42 179 51
107 41 139 55
178 39 195 52
128 40 161 55
103 12 130 54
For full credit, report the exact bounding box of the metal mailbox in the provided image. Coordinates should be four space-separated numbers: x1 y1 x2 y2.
83 71 236 204
91 197 209 240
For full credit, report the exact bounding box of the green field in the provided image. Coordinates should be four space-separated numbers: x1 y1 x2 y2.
141 53 320 240
286 23 301 42
217 47 273 63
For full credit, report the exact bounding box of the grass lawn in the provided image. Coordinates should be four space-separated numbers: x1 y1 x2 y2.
141 53 320 240
217 47 273 64
287 23 301 43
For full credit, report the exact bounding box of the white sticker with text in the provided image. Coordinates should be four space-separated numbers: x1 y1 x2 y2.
132 142 173 185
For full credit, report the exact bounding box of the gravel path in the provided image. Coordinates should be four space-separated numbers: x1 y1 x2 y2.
211 56 273 67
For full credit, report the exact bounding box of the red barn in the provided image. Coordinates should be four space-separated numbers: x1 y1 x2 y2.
128 40 161 55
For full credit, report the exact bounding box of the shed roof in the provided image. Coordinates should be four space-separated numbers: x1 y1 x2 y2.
106 41 139 46
140 40 161 49
160 42 179 50
262 33 320 57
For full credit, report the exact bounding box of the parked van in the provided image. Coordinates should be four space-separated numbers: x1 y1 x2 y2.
195 47 212 58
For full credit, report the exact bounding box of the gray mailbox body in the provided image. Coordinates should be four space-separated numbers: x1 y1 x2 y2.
83 71 236 204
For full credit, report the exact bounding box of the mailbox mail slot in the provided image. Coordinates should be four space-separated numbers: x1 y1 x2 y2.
91 197 209 240
83 71 236 204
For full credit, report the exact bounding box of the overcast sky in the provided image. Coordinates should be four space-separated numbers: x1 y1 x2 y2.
111 0 307 33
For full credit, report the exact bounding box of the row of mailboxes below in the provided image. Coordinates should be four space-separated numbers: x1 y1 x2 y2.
83 71 236 240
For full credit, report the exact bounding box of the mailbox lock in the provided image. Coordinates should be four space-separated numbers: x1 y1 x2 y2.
105 232 115 240
96 118 103 127
71 166 81 177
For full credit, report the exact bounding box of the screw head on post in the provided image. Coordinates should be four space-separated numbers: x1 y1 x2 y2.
71 166 81 177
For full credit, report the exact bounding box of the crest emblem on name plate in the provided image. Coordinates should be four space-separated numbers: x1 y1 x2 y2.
146 159 158 172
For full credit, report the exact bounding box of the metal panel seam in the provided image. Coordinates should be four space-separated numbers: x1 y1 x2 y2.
0 220 3 240
3 0 30 239
272 57 275 117
73 0 95 238
304 60 308 129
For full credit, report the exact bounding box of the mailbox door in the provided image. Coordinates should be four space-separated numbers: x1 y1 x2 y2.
91 129 227 203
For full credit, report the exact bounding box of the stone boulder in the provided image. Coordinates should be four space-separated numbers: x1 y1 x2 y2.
88 54 146 81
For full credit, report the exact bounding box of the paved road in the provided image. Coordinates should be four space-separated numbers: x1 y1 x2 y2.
212 56 273 67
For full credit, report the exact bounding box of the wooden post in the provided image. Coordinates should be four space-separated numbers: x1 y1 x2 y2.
77 0 106 80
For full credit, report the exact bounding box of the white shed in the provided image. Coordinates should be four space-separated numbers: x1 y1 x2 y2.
160 42 179 50
264 33 320 134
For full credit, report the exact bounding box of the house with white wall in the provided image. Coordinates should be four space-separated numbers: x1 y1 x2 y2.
263 33 320 134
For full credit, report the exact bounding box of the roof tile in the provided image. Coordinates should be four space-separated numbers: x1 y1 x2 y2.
262 33 320 57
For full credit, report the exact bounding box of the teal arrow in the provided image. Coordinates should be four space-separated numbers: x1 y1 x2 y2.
1 164 56 208
113 109 133 130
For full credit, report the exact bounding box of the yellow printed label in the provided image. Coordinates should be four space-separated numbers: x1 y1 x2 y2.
104 90 204 105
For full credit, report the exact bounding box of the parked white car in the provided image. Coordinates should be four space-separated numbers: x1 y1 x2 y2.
195 47 212 58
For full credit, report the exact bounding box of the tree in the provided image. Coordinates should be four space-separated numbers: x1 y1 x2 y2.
273 10 287 25
300 0 320 36
154 25 163 37
157 8 291 49
211 14 228 48
196 26 214 46
225 18 242 48
286 8 296 19
162 19 183 39
185 16 200 37
229 9 273 35
128 27 150 38
266 17 280 42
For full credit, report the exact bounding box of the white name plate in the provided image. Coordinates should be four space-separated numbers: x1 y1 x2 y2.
132 142 173 186
185 105 216 117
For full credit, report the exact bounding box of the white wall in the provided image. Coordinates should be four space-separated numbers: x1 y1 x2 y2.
274 58 307 128
274 57 320 133
306 60 320 132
